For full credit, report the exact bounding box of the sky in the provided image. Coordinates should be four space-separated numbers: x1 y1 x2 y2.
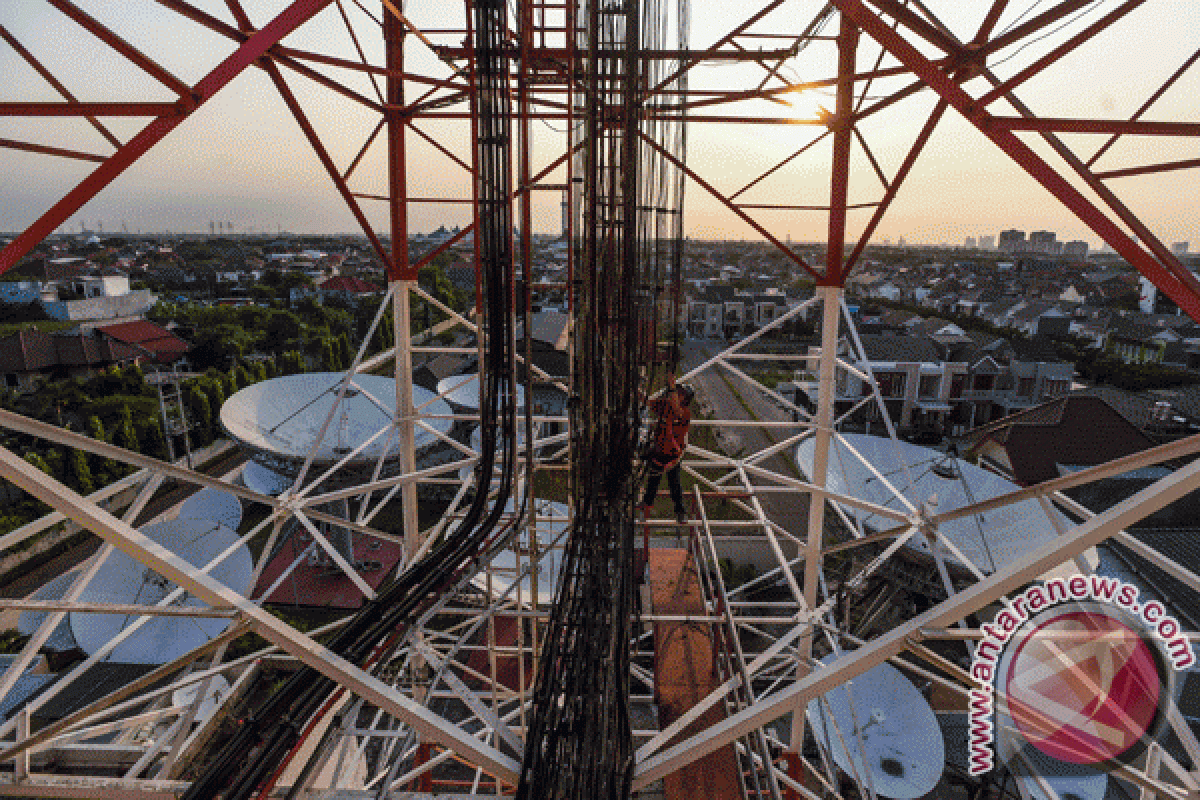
2 1 1199 251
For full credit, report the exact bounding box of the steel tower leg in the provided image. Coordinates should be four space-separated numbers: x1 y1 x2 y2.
385 4 420 559
791 284 841 751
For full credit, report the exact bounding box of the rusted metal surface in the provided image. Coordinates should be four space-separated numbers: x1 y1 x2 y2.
647 548 742 800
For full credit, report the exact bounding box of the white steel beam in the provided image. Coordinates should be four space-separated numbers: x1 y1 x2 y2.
633 451 1200 787
0 444 520 785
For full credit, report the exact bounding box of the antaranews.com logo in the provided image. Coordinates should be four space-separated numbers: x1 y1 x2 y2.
967 574 1194 776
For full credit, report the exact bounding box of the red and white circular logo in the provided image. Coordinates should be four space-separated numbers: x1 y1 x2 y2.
1003 608 1166 766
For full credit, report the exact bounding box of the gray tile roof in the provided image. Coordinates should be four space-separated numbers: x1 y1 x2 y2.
856 334 942 363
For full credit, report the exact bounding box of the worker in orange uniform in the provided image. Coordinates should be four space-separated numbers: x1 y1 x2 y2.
639 372 694 525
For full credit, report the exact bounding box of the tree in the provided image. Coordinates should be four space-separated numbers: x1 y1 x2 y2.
233 365 252 390
24 452 52 476
264 310 303 358
336 333 353 369
137 418 168 461
321 339 339 371
63 447 94 494
113 405 140 452
186 386 214 447
252 360 268 382
281 350 305 375
86 415 119 478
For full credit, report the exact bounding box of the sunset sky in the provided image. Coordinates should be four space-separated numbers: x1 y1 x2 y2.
2 1 1199 250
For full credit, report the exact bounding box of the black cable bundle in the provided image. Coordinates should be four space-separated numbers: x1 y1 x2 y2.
180 1 520 796
515 0 686 796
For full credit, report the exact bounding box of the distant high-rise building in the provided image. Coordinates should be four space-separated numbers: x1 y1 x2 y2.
1029 230 1057 254
964 236 977 249
979 235 995 250
898 237 906 248
1172 241 1189 255
998 229 1026 253
1063 240 1089 261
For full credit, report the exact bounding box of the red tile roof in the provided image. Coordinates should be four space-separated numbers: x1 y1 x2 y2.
0 328 142 373
319 276 380 293
96 320 189 364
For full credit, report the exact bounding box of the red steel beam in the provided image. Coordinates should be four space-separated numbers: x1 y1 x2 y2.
640 131 821 282
342 117 386 181
647 0 789 98
0 23 121 149
1085 42 1200 168
832 0 1200 321
843 4 1044 277
0 103 181 116
385 6 411 282
47 0 193 98
824 16 859 287
993 117 1200 137
0 0 335 275
223 0 394 273
976 0 1145 107
729 131 830 201
408 122 472 173
0 138 105 163
1095 157 1200 182
153 0 383 111
866 0 961 55
333 0 385 105
977 0 1096 56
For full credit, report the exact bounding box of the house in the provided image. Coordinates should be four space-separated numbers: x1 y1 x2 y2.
810 326 1073 437
823 334 964 432
518 310 571 379
1105 319 1187 365
318 276 383 303
95 320 190 366
0 327 143 391
958 395 1156 485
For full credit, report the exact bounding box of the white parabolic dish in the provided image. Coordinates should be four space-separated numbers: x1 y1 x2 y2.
177 488 243 531
69 518 254 664
172 675 232 724
795 434 1071 574
221 373 453 469
241 461 293 497
436 373 525 413
468 499 568 605
807 657 944 800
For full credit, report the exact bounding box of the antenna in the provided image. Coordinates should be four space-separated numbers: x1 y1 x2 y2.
807 658 944 799
69 518 253 664
795 433 1079 575
220 373 452 477
177 487 243 532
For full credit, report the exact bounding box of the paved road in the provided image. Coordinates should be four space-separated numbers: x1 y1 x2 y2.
679 339 812 548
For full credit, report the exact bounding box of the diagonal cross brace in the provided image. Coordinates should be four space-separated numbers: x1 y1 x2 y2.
0 444 520 785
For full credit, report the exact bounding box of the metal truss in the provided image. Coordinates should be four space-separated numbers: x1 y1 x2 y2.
1 1 1200 797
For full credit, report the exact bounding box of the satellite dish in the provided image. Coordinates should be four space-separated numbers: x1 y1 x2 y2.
436 372 526 413
1009 745 1108 800
171 674 232 724
221 373 453 473
69 518 254 664
807 657 944 799
460 424 532 480
240 460 292 496
472 546 564 606
466 498 568 604
795 434 1089 575
177 488 243 531
17 569 80 652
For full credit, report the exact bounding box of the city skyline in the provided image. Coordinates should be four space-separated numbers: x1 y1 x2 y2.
2 3 1199 251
